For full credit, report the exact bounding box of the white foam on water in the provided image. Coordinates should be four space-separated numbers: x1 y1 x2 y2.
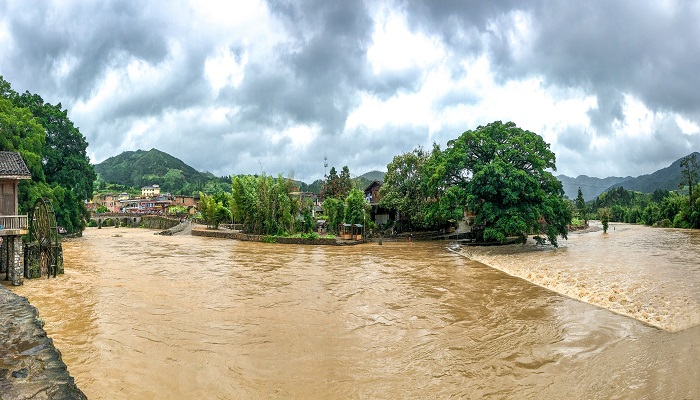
460 223 700 332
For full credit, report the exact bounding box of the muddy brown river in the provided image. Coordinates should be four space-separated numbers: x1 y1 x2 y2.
11 227 700 399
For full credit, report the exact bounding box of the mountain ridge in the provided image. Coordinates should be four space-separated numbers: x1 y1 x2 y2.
95 149 698 199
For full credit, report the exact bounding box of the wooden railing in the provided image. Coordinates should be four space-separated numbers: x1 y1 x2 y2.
0 215 29 230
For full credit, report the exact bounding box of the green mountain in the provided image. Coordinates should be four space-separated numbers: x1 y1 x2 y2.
359 170 386 182
94 148 211 192
557 175 630 201
354 170 385 191
558 152 700 201
607 152 700 194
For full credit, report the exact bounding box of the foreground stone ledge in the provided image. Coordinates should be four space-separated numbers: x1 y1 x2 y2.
0 285 86 400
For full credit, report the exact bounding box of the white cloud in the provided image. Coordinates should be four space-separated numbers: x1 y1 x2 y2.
367 6 445 74
205 47 248 92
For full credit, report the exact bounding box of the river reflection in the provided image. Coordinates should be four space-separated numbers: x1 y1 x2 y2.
11 227 700 399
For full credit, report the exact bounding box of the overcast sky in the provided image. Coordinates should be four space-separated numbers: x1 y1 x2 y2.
2 0 699 183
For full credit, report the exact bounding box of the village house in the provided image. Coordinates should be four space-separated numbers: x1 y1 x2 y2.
363 180 390 226
173 194 200 215
141 184 160 198
0 151 31 285
291 191 323 217
88 193 122 213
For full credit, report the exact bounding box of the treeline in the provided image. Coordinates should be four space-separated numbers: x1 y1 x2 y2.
0 76 95 233
585 154 700 228
197 169 370 236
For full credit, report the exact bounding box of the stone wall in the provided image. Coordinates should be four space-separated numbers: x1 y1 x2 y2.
157 222 188 236
140 215 180 230
0 286 86 399
0 237 20 284
192 228 342 245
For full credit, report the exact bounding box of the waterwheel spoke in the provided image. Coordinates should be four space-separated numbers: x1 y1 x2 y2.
29 198 62 279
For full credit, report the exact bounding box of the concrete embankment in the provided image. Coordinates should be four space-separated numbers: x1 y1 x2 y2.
0 285 86 399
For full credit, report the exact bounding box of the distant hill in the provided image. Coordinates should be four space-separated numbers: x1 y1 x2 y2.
557 175 630 201
607 152 700 193
355 170 386 192
94 148 210 190
359 170 386 182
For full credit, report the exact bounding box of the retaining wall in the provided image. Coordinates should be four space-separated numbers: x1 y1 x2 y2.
140 215 180 230
192 228 343 245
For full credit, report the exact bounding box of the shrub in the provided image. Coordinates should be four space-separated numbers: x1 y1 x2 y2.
262 235 276 243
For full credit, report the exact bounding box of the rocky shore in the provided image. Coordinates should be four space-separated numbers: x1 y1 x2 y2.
0 285 85 400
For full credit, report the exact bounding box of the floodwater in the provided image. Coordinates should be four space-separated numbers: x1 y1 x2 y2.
10 227 700 399
461 222 700 332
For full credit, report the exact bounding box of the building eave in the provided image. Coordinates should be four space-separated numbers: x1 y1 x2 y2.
0 175 31 180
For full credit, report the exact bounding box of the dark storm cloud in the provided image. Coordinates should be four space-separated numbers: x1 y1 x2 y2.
248 0 374 134
2 0 700 182
402 0 700 175
3 1 172 99
404 0 700 115
226 0 425 136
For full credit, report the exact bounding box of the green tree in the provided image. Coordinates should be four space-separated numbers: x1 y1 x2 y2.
599 207 611 233
198 192 232 229
298 198 315 233
575 187 587 222
428 121 571 246
14 93 95 232
323 167 339 198
680 154 698 205
0 97 45 181
338 166 352 199
380 148 431 228
1 77 95 233
344 188 368 225
230 174 296 235
323 197 345 234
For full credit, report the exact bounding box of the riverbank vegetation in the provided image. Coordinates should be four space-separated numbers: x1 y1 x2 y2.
380 121 571 246
226 173 370 237
0 76 95 233
584 154 700 229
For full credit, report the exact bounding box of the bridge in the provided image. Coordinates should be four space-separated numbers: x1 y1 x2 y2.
89 213 143 228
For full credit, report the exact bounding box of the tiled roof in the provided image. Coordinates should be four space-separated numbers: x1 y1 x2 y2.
0 151 32 178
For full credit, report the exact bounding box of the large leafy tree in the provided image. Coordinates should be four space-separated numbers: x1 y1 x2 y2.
430 121 571 246
344 187 368 225
679 154 700 227
322 165 353 199
1 76 95 233
380 147 431 228
13 92 96 232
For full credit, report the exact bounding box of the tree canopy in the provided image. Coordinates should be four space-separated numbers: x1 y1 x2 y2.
438 121 570 245
1 76 95 233
380 121 571 246
380 148 431 229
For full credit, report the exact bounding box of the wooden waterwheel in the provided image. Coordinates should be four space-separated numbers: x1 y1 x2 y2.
29 198 61 278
